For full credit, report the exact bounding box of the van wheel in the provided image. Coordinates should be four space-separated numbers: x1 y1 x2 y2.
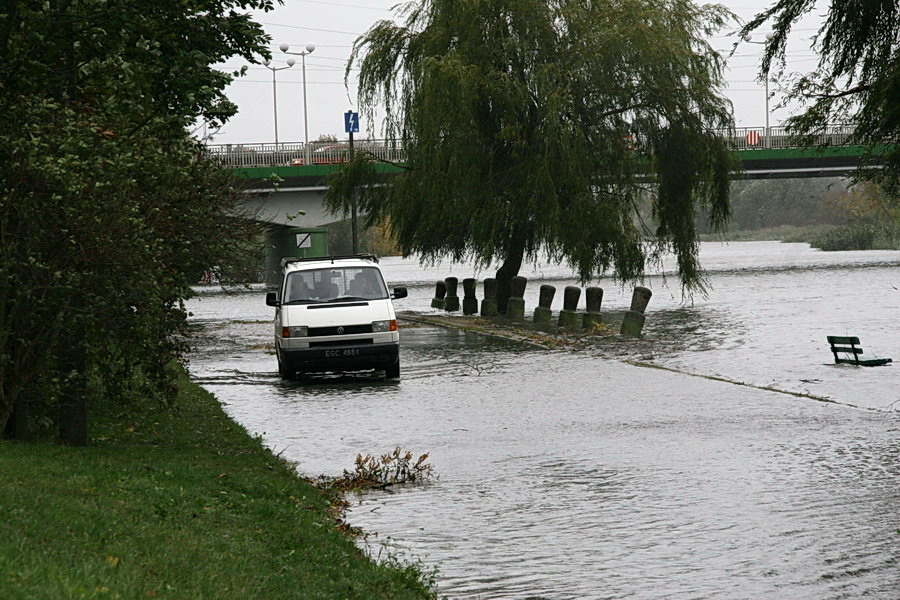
385 360 400 380
277 353 297 381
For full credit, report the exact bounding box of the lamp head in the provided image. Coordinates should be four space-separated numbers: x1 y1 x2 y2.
279 43 289 53
286 58 296 67
305 43 316 54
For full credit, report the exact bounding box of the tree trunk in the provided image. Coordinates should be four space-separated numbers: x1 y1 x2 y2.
58 343 87 447
1 373 30 442
11 397 28 441
494 234 526 316
1 405 14 440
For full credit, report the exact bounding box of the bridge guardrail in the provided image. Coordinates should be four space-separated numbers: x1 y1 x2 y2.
207 125 860 169
206 140 406 169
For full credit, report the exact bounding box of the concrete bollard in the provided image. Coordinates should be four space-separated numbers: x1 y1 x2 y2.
630 286 652 313
582 286 604 330
430 280 446 309
533 284 556 325
462 278 478 315
620 286 652 337
557 286 581 330
506 276 527 322
444 277 460 312
480 278 498 317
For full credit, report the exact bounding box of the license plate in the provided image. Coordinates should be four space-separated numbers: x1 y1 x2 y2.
325 348 360 357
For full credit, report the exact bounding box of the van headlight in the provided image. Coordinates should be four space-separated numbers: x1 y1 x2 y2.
282 326 308 338
372 319 397 332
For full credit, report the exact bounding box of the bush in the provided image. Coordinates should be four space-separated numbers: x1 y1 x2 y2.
809 224 897 251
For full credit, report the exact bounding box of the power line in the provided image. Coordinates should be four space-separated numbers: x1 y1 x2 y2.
259 21 368 36
227 79 359 85
293 0 391 10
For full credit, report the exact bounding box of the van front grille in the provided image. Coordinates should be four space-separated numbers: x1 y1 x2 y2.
309 324 373 337
309 339 375 348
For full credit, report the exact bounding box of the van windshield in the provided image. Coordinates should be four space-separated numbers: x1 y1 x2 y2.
283 266 388 304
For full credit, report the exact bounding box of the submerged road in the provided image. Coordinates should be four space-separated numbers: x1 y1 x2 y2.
187 242 899 599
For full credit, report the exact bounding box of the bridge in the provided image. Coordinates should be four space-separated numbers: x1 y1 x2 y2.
212 125 888 228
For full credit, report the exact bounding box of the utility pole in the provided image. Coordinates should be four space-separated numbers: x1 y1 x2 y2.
349 130 358 254
345 111 360 254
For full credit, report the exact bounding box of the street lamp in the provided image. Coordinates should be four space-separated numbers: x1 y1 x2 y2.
263 58 295 147
743 32 775 148
280 42 316 165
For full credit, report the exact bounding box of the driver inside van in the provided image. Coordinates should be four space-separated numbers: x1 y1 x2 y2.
314 277 338 300
287 275 311 302
349 271 378 299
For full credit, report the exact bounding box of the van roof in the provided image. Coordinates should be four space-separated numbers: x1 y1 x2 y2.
281 254 380 271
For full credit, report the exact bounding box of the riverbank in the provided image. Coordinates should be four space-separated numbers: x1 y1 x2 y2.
0 369 436 600
698 223 900 250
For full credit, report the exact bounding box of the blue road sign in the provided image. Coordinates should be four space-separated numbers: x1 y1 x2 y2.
344 111 359 134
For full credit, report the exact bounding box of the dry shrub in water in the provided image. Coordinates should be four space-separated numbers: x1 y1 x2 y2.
311 447 436 538
318 447 436 494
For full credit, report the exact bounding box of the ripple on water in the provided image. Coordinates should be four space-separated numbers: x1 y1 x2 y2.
186 246 900 600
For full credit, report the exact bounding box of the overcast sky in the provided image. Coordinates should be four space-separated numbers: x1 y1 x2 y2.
204 0 828 146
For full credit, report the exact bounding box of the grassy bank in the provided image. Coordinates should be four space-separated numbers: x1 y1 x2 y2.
700 224 899 249
698 224 835 243
0 371 435 600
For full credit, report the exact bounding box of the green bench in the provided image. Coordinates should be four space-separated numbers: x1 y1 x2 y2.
827 336 893 367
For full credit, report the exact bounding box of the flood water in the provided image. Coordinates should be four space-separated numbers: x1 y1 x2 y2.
187 242 899 599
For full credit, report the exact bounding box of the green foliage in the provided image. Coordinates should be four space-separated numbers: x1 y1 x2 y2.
740 1 900 197
329 0 738 303
0 1 271 440
810 223 900 251
695 178 900 248
810 224 876 251
807 180 900 250
703 178 849 233
0 370 437 599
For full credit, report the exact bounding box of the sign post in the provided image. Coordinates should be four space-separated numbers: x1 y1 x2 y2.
345 111 360 253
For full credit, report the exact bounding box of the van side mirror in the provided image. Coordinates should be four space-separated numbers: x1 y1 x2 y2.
391 287 408 299
265 291 280 307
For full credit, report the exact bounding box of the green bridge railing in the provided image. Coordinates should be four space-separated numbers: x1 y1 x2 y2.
209 124 864 170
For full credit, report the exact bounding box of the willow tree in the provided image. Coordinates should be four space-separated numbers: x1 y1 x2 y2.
330 0 736 308
740 1 900 199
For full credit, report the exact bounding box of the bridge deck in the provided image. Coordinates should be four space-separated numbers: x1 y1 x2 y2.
213 125 889 182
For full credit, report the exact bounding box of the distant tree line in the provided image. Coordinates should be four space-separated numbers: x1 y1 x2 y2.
0 1 272 444
693 178 898 250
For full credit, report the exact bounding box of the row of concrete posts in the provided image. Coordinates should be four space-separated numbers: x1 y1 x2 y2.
430 276 652 337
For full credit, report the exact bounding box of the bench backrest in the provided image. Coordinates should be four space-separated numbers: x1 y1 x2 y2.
827 335 863 364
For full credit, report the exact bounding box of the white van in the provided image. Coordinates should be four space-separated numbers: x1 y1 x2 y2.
265 254 407 379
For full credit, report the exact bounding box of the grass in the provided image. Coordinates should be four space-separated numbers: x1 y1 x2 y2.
698 224 836 243
0 370 436 600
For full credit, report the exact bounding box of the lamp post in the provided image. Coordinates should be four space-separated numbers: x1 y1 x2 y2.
280 42 316 165
263 58 295 148
742 33 775 148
